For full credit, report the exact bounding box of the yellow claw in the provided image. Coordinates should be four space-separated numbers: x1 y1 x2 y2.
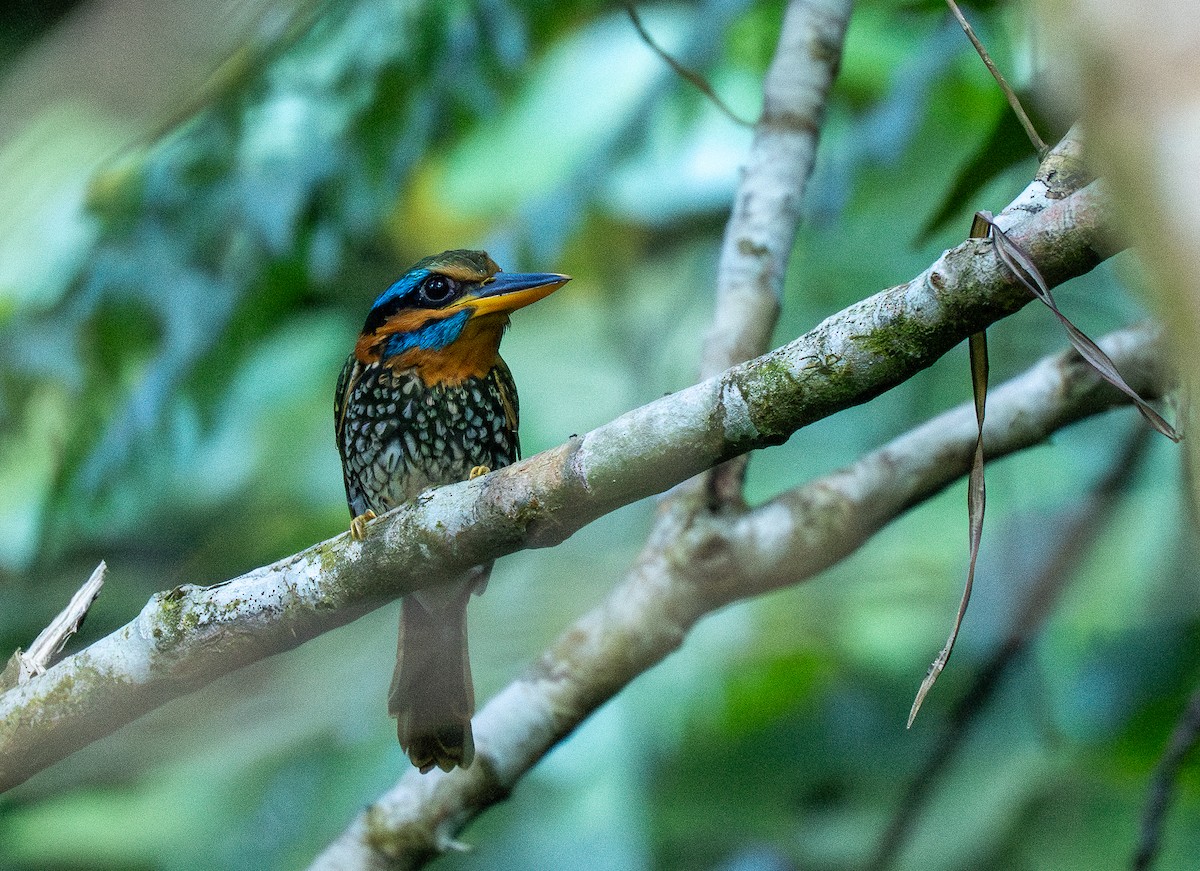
350 510 377 541
468 465 491 480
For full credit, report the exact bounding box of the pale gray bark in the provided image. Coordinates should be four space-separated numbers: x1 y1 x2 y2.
702 0 852 380
0 125 1111 794
0 563 106 690
310 325 1167 869
702 0 854 506
312 19 1117 869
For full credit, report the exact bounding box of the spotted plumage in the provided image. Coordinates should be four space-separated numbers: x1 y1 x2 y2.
335 249 568 773
336 362 519 515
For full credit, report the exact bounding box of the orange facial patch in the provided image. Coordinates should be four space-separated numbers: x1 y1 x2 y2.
378 314 511 385
355 309 459 363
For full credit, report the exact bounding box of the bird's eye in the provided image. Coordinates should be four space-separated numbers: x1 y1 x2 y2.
421 275 456 305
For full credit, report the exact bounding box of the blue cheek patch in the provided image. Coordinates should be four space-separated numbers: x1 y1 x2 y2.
384 309 470 357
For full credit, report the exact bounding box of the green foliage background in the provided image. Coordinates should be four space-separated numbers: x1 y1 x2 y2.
0 1 1195 869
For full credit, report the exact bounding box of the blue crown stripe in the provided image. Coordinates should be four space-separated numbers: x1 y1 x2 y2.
372 268 431 311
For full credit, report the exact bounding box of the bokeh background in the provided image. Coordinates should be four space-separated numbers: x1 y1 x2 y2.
0 1 1195 869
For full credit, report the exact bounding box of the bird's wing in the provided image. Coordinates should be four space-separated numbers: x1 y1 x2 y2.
491 359 520 459
334 354 363 451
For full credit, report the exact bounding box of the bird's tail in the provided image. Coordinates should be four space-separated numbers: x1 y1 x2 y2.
388 569 486 773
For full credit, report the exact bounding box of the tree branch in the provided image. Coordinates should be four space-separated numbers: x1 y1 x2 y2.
311 323 1169 868
701 0 853 505
0 128 1107 792
1 562 107 691
703 0 851 378
313 114 1110 865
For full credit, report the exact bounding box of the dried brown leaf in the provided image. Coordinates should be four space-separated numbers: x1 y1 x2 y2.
977 210 1180 442
909 329 988 728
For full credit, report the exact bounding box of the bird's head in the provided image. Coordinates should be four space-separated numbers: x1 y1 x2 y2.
355 250 570 384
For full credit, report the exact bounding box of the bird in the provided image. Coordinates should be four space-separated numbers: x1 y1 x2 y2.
335 249 569 773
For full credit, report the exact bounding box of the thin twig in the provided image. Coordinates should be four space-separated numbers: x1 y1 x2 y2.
945 0 1048 157
1 562 107 691
872 427 1151 871
625 2 754 128
1133 679 1200 870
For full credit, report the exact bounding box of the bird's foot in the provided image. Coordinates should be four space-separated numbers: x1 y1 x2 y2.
468 465 490 480
350 510 377 541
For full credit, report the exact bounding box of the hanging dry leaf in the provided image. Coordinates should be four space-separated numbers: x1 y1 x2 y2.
977 210 1180 441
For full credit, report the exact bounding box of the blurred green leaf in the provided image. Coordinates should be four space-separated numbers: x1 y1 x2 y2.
916 104 1038 243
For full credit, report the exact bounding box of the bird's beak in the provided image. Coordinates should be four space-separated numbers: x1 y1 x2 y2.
448 272 571 318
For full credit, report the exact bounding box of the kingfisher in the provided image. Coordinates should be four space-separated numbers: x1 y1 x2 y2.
335 249 569 773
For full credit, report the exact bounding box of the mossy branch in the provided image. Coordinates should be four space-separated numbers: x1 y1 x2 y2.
1 128 1110 793
316 324 1169 867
